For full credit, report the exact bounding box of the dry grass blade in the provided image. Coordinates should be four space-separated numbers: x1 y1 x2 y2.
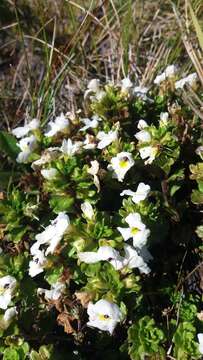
182 89 203 121
66 0 106 30
172 2 203 87
187 85 203 107
141 43 167 86
188 0 203 52
63 0 96 53
24 35 70 61
0 22 18 31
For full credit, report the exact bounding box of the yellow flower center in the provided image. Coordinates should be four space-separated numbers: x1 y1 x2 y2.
131 227 140 235
0 283 10 295
21 145 27 152
0 287 5 295
119 159 129 168
98 314 110 321
152 146 158 157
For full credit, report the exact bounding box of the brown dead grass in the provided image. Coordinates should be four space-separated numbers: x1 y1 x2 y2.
0 0 202 129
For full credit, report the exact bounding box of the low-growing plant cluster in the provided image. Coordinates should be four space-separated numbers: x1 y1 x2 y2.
0 66 202 359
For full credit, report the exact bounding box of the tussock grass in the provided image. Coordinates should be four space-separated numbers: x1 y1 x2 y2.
0 0 202 129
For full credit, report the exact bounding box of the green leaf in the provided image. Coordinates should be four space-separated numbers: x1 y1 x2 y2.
39 345 52 359
30 351 40 360
45 265 63 285
49 195 74 213
190 163 203 182
191 189 203 204
127 316 165 360
0 131 19 159
170 184 181 197
173 322 200 360
3 348 19 360
7 226 29 243
168 168 185 182
196 225 203 239
198 180 203 193
30 345 54 360
81 262 124 301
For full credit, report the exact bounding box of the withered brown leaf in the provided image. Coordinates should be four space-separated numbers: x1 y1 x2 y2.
57 312 75 334
75 291 93 308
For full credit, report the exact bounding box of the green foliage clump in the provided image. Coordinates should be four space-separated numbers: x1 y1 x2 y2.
125 316 165 359
0 70 202 360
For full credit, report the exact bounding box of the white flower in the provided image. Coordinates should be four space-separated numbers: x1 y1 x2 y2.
154 65 177 85
17 135 37 153
84 79 105 100
0 307 17 330
133 86 149 100
44 113 69 137
175 78 185 89
31 212 70 256
60 139 82 156
154 73 166 85
137 119 148 130
121 78 133 92
117 213 150 248
165 65 177 77
135 129 151 143
28 250 47 277
123 244 151 274
88 160 99 176
78 248 100 263
16 135 37 163
87 299 122 334
41 168 58 180
175 72 197 89
160 112 169 122
78 246 124 270
87 160 100 192
78 244 152 273
187 72 197 83
83 134 96 150
196 146 203 160
108 152 135 182
97 129 118 149
12 118 40 138
37 282 66 301
80 115 101 132
134 86 148 94
135 120 151 143
81 201 94 220
197 333 203 354
3 307 17 323
0 276 17 310
96 91 106 101
160 112 169 126
139 145 158 165
120 182 150 204
186 73 198 86
87 79 100 93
